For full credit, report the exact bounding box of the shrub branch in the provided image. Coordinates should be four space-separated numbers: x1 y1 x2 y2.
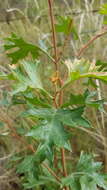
76 28 107 57
48 0 58 70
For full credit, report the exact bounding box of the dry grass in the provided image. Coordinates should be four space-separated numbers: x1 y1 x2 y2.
0 0 107 189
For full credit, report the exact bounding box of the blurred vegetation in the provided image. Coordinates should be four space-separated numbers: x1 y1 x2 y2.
0 0 107 189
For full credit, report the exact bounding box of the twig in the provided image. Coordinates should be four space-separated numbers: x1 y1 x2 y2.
48 0 58 70
42 163 61 183
76 28 107 57
61 148 68 177
48 0 59 108
48 1 69 189
59 80 69 190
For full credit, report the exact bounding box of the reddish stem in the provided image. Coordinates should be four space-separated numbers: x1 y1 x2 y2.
58 79 69 190
48 1 69 189
76 28 107 57
48 0 58 70
61 148 68 178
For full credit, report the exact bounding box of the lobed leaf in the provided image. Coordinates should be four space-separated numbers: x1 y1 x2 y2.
62 153 107 190
57 107 91 128
62 89 104 110
63 58 107 88
9 60 44 95
4 33 40 64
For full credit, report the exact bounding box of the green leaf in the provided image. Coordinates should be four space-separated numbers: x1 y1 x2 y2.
79 173 107 190
4 33 40 64
23 174 60 189
81 73 107 83
62 153 107 190
63 58 107 88
39 176 59 185
10 60 44 95
55 16 78 39
34 143 53 163
57 107 91 128
8 60 52 98
10 155 23 162
23 108 55 120
96 60 107 71
25 106 91 133
92 173 107 190
86 99 104 110
25 96 51 108
56 16 73 35
0 91 9 106
4 33 54 63
99 4 107 15
103 17 107 24
17 155 34 173
0 122 5 128
25 107 91 164
69 93 85 105
26 120 70 163
17 156 42 189
25 108 71 155
62 175 80 190
0 72 12 80
11 95 26 105
62 89 104 110
21 60 43 89
23 180 44 189
24 106 91 163
76 152 102 173
62 91 87 107
26 124 51 141
26 118 70 150
80 175 97 190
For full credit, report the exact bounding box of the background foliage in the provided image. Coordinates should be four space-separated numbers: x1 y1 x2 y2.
0 0 107 190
